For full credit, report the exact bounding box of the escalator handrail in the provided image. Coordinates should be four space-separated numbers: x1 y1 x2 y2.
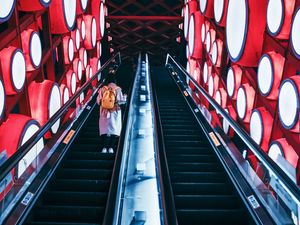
0 52 121 183
165 53 300 203
102 54 139 225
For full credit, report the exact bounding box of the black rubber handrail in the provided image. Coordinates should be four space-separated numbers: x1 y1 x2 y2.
102 55 139 225
165 54 300 203
0 52 121 182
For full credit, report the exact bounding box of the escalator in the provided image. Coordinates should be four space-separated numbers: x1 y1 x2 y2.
153 67 254 225
25 106 116 225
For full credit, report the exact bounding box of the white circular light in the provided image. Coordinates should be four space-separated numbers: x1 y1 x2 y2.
206 31 211 53
268 142 283 162
97 60 101 81
203 62 209 84
83 49 87 68
226 68 235 97
80 0 88 11
186 44 189 58
278 80 299 128
0 80 4 118
258 54 273 96
267 0 283 35
91 18 97 47
30 32 42 68
68 38 74 62
42 0 51 4
223 108 230 134
188 15 195 56
63 87 69 104
208 76 214 96
98 42 102 57
71 72 76 94
76 29 80 50
200 0 207 14
201 23 206 43
226 0 247 60
80 92 84 103
89 66 93 79
214 0 224 23
212 41 217 65
78 60 83 80
49 84 61 134
12 50 26 91
0 0 15 21
100 2 105 37
63 0 76 30
81 20 86 40
216 90 221 105
184 4 190 39
237 87 247 119
250 110 263 145
291 8 300 58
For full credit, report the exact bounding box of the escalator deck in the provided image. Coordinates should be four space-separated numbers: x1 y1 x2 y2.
154 68 252 225
25 107 115 225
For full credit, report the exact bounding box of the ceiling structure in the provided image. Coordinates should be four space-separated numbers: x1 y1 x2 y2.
106 0 184 65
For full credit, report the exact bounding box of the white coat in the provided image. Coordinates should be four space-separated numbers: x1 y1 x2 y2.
96 83 125 136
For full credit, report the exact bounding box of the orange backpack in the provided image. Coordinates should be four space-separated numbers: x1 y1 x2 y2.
101 86 116 109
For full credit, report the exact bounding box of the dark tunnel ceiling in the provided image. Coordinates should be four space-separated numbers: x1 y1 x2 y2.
106 0 183 65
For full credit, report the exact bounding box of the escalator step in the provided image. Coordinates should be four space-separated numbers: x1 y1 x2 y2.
172 183 233 195
56 168 112 180
28 222 99 225
167 154 216 163
170 172 226 183
67 152 115 160
168 162 221 172
42 191 107 206
62 159 114 169
33 205 104 223
50 179 110 192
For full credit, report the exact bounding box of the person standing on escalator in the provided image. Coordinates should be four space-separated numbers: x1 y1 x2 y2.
96 71 127 153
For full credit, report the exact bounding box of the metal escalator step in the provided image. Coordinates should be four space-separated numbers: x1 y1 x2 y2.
42 191 107 206
167 154 216 163
174 195 241 209
28 222 99 225
67 152 115 160
168 162 221 172
56 168 112 180
176 209 246 225
33 205 104 223
62 159 114 169
50 179 110 192
164 146 212 154
172 183 233 195
170 172 226 183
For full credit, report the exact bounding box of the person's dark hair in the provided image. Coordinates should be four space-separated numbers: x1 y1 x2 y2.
103 73 117 86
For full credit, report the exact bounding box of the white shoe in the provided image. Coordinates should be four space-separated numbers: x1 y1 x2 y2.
101 148 107 153
108 148 114 154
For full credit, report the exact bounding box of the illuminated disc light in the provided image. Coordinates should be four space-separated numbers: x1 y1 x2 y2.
12 50 26 91
186 45 189 59
291 9 300 58
75 29 80 50
188 14 195 56
278 79 299 129
97 60 101 81
212 41 218 65
0 80 4 119
201 23 206 43
100 2 105 38
68 38 74 63
200 0 207 14
208 75 214 96
184 4 190 39
91 18 97 47
49 84 61 133
0 0 15 22
203 62 211 84
81 19 86 41
97 42 102 58
250 110 263 145
30 32 42 68
89 66 93 79
80 91 84 103
268 143 283 162
267 0 283 36
237 87 247 120
71 72 76 94
78 60 83 80
226 0 247 61
63 87 69 104
63 0 76 30
80 0 88 12
214 0 224 23
223 108 230 134
226 68 235 98
257 54 273 96
79 48 87 69
206 30 211 53
18 121 44 178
